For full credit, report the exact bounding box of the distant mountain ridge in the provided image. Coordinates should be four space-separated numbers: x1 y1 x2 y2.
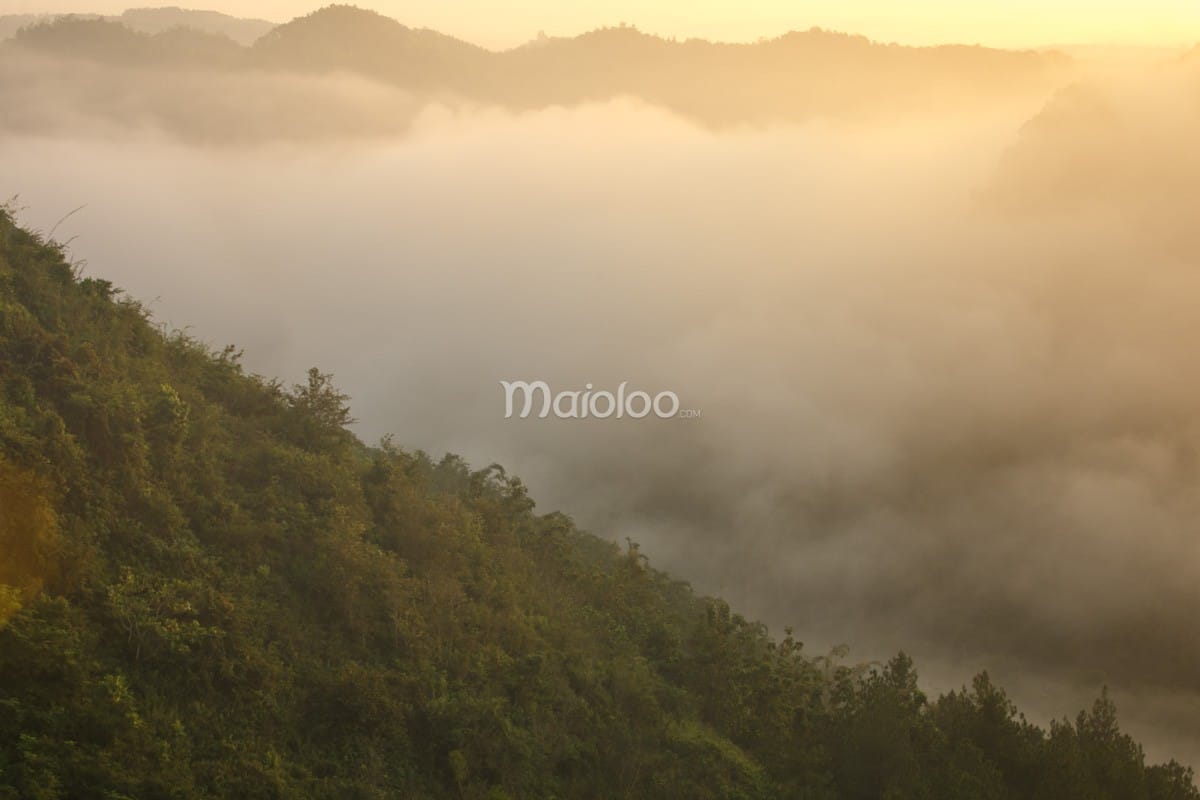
0 6 274 45
0 4 1073 134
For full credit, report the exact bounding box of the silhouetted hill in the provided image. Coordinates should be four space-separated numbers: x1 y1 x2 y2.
0 15 416 144
12 16 244 67
0 14 61 42
252 5 489 90
0 7 273 45
492 24 1069 122
248 9 1068 124
118 6 274 44
988 59 1200 229
0 4 1072 136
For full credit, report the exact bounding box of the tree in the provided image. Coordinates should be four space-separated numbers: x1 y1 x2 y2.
288 367 355 449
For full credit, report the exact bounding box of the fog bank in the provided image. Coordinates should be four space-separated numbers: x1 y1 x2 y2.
5 81 1200 763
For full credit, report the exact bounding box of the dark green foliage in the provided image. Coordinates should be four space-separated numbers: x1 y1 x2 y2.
0 209 1194 798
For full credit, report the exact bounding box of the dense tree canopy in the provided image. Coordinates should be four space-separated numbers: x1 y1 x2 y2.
0 208 1194 798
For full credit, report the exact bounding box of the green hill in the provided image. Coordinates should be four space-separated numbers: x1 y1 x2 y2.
0 207 1195 798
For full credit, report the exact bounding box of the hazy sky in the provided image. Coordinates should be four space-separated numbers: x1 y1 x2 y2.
4 0 1200 49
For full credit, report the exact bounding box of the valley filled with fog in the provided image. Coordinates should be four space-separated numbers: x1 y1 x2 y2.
5 25 1200 767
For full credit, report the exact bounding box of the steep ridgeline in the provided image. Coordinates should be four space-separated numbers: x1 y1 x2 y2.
0 209 1195 799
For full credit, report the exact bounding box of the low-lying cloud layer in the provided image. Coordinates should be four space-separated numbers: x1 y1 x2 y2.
5 58 1200 764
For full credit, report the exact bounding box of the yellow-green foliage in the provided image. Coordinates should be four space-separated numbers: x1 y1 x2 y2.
0 459 58 626
0 208 1194 800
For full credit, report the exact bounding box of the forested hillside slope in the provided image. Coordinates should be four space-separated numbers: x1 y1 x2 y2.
0 209 1195 798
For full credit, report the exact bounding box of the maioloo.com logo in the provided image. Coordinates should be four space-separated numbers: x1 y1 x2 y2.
501 381 699 419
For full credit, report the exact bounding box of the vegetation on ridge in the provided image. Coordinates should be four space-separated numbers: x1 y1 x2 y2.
0 208 1195 798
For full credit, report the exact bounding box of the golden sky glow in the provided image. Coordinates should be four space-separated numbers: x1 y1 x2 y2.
6 0 1200 49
